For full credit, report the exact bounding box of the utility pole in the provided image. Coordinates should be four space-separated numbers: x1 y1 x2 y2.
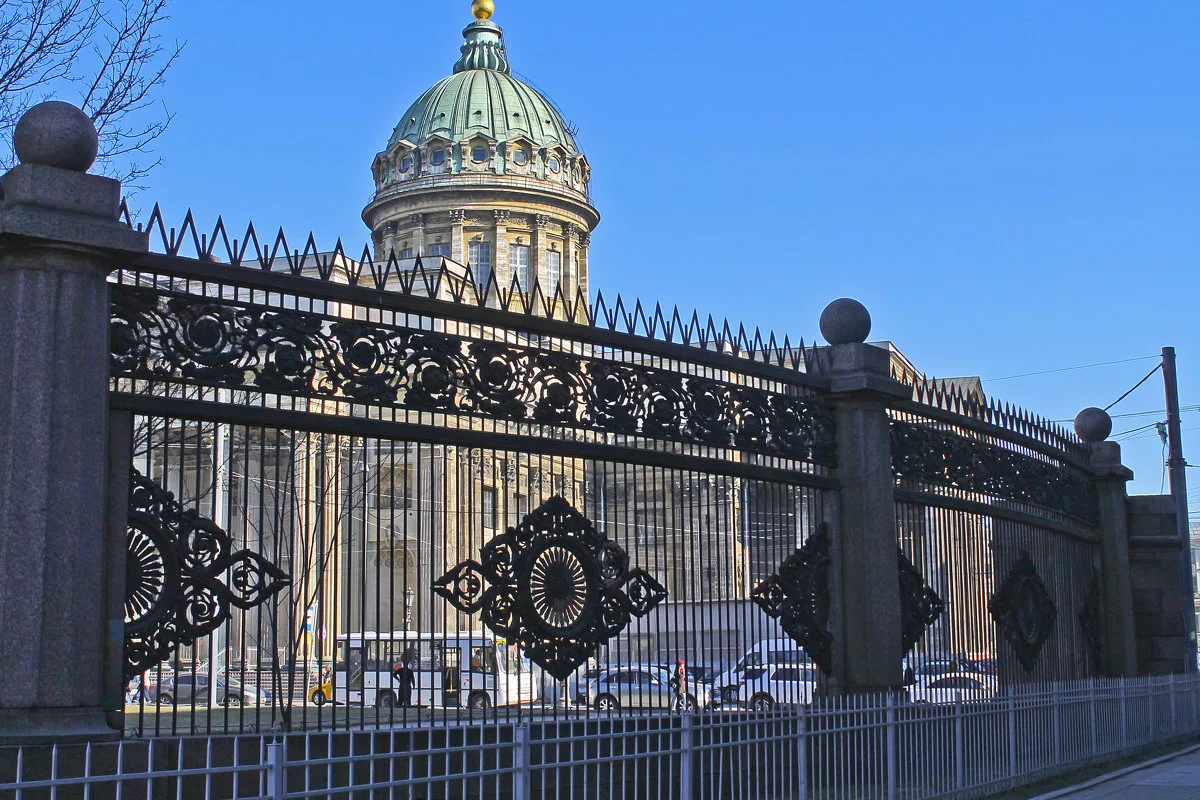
1162 347 1196 670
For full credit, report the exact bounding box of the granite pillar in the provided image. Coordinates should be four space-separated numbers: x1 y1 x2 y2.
0 102 147 741
1089 441 1138 676
825 342 909 693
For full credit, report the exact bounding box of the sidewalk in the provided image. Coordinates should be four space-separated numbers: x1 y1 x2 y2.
1034 746 1200 799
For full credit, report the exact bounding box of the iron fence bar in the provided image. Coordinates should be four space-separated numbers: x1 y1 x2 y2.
893 488 1099 542
110 391 836 489
118 253 834 393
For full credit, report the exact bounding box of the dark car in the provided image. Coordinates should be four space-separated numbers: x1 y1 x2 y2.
156 674 271 707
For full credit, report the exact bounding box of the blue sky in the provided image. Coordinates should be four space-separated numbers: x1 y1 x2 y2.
141 1 1198 504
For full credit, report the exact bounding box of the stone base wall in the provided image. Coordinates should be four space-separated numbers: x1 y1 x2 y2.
1128 494 1190 674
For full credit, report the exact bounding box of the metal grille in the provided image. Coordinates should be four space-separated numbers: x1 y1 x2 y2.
5 675 1199 798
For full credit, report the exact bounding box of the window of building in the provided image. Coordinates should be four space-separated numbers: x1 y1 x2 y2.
468 241 492 287
509 244 530 290
400 156 413 172
511 147 529 165
546 249 562 295
399 248 413 259
481 486 498 529
428 243 450 258
430 148 446 166
471 145 488 163
378 464 411 509
547 155 560 172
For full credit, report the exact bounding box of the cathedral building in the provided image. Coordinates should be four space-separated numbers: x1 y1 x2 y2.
362 0 599 304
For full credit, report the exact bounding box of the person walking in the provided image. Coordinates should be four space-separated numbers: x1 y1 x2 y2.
669 659 689 712
393 658 416 708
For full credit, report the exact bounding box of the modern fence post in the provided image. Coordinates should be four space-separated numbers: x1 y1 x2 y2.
798 703 808 800
1007 692 1017 779
514 723 531 800
818 300 909 694
886 693 896 800
1119 681 1129 750
954 692 964 790
1076 415 1139 677
1170 673 1178 734
681 712 694 800
266 740 286 800
1052 682 1062 767
1089 679 1098 756
0 101 148 741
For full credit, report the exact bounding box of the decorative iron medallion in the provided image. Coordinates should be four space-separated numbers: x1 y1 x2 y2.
989 550 1056 673
750 525 833 673
898 550 945 655
432 496 668 680
124 470 290 678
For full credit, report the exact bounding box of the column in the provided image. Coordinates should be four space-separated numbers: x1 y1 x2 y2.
410 213 426 256
1075 408 1139 676
449 209 466 265
0 102 148 740
820 299 909 694
493 209 510 287
562 223 577 299
577 230 591 297
382 221 397 260
532 213 549 291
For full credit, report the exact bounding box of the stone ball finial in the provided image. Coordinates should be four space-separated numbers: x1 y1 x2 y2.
13 101 98 172
819 298 872 345
1074 407 1113 443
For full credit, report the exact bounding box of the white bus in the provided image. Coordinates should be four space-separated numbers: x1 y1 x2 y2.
332 631 539 710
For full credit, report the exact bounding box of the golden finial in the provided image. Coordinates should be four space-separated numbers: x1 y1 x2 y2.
471 0 494 20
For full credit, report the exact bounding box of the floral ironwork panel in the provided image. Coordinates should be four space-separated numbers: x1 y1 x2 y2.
891 421 1097 524
110 286 836 466
989 550 1056 673
432 496 668 680
898 550 945 655
124 469 290 678
750 524 833 673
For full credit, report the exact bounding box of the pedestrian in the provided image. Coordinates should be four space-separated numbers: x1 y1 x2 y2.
669 659 688 712
393 659 416 707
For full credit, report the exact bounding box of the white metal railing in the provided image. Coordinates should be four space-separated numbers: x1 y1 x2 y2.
2 674 1198 799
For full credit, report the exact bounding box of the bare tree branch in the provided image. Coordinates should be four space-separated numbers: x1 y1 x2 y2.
0 0 181 190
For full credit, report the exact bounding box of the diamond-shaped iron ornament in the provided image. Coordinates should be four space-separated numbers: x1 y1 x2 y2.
433 496 668 681
989 550 1056 673
750 524 834 673
898 550 946 654
124 470 290 678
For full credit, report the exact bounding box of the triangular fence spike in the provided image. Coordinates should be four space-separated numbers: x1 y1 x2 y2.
175 209 199 258
208 217 232 263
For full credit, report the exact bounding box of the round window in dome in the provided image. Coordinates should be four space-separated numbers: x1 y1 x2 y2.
512 148 529 166
430 148 446 166
400 156 413 172
547 156 561 173
471 146 488 163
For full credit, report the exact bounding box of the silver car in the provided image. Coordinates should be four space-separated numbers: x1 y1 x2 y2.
585 666 709 712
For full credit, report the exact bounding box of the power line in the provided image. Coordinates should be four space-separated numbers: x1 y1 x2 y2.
985 355 1159 383
1104 363 1163 412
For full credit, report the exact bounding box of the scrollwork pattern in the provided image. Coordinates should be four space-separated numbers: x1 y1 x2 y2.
124 470 290 679
433 496 668 681
891 420 1096 523
111 286 836 465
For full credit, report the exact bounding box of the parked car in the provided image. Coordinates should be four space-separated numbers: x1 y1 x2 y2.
729 663 818 711
712 638 808 704
584 666 710 712
907 673 996 705
156 674 271 707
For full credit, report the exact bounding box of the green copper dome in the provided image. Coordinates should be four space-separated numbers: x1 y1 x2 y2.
386 19 580 156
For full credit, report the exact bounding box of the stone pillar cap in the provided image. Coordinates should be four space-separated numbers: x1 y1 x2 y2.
820 298 871 345
14 102 98 172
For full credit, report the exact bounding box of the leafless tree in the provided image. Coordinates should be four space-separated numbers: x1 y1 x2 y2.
0 0 182 188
